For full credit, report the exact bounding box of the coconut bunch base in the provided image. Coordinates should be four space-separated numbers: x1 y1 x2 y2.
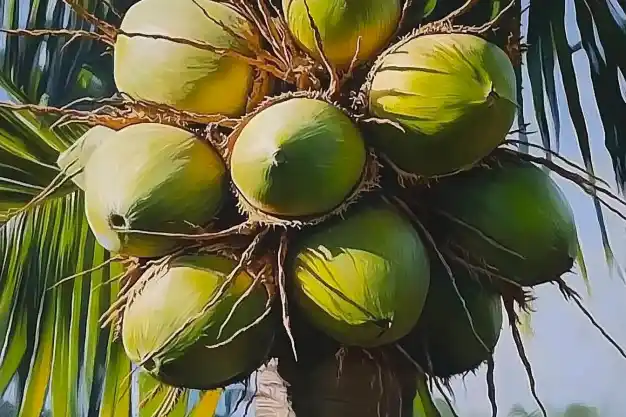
5 0 626 416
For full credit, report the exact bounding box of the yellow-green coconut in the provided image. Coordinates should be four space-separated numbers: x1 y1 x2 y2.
289 201 430 347
83 123 227 258
430 160 578 286
283 0 402 68
114 0 259 116
400 261 503 377
56 125 115 190
366 33 517 177
230 97 367 220
122 254 275 390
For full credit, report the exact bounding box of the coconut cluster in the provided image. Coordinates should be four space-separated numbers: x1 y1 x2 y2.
56 0 578 407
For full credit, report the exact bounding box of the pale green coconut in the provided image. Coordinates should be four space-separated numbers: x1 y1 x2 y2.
56 125 115 190
114 0 259 116
431 160 578 286
83 123 227 258
400 261 503 377
282 0 401 68
230 97 367 220
122 254 275 389
289 201 430 347
367 33 517 177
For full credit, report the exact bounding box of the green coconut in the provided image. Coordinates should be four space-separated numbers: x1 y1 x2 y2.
83 123 227 258
431 160 578 286
282 0 401 68
366 33 517 177
56 125 115 190
114 0 259 117
230 97 367 219
289 201 430 347
122 254 275 390
400 261 503 377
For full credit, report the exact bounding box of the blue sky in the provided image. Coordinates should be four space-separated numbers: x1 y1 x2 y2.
2 0 626 415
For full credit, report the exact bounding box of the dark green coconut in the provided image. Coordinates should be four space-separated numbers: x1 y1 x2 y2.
83 123 227 258
289 200 430 347
121 254 275 390
366 33 516 177
230 97 367 220
430 159 578 286
400 261 503 378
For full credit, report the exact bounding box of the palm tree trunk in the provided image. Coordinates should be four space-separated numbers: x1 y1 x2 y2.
241 348 441 417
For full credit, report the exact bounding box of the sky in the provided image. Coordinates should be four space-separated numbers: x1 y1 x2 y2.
2 0 626 416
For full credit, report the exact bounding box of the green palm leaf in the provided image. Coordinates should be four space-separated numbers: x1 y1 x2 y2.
0 0 625 416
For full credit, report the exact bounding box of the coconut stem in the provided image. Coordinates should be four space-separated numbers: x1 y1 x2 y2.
337 37 362 90
555 278 626 360
62 0 118 40
442 0 481 22
476 0 518 34
504 140 610 186
445 250 529 307
301 0 340 98
504 298 548 417
388 195 494 356
504 148 626 215
0 28 114 45
434 209 525 260
113 221 257 241
207 305 273 349
277 232 298 362
48 256 124 290
486 356 497 417
216 262 270 340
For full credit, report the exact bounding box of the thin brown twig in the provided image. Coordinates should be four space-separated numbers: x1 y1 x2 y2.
556 279 626 360
116 29 291 82
216 265 269 338
98 0 123 19
338 37 362 89
302 0 339 96
504 141 610 186
512 150 626 216
477 0 518 33
442 0 480 22
112 222 257 240
278 232 298 361
62 0 118 38
0 28 113 45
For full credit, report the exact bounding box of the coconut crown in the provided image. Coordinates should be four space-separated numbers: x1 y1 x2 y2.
36 0 596 407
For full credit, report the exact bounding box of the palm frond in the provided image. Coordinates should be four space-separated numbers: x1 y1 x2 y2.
0 192 127 416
